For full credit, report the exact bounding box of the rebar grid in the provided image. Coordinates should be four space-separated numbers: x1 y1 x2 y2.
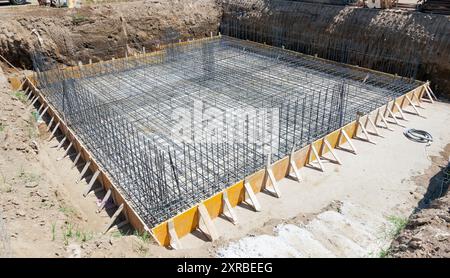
220 0 446 79
32 36 419 227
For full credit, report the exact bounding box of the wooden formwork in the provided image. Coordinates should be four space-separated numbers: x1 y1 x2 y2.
7 36 434 248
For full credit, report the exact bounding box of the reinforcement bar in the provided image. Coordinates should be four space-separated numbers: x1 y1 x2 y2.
8 36 430 248
149 83 428 246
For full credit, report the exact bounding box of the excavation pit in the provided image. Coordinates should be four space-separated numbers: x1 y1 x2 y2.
30 36 424 244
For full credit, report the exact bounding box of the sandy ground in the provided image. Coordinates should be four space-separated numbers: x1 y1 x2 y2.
0 62 449 257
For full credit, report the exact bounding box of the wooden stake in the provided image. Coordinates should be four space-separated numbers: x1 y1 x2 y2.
168 219 182 250
198 203 219 241
426 84 438 100
263 155 281 198
47 117 54 132
39 106 49 119
76 160 91 184
97 189 112 213
83 169 100 197
71 153 81 169
57 141 73 161
222 191 238 225
394 102 407 121
244 180 261 212
56 136 67 150
338 129 357 154
37 103 44 115
321 138 342 165
309 144 324 171
30 95 39 107
412 91 423 108
422 86 434 103
385 105 400 125
48 122 60 141
364 115 380 136
288 148 301 182
103 203 124 234
404 95 421 116
375 108 393 131
356 118 376 144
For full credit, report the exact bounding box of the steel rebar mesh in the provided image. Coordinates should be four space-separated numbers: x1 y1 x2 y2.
31 35 418 227
220 0 431 79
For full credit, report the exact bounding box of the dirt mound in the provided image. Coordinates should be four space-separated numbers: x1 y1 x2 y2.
389 192 450 258
0 0 222 68
389 145 450 258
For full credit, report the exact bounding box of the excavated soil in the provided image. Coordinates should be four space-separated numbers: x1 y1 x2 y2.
0 0 222 68
389 144 450 258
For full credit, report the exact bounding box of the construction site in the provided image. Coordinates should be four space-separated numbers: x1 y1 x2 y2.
0 0 449 258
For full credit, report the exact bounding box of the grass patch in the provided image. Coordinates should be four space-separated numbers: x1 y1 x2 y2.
134 230 151 243
17 167 41 183
378 248 389 258
61 223 94 245
14 91 27 103
0 122 5 133
72 14 89 25
387 215 408 238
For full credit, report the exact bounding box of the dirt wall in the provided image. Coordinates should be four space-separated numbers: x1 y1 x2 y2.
221 0 450 97
0 0 222 68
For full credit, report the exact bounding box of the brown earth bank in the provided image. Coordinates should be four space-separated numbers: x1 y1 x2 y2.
1 1 449 98
0 0 222 68
221 0 450 98
389 144 450 258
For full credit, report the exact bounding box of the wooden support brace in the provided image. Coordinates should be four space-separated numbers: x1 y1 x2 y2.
244 180 261 212
385 105 400 125
103 203 124 234
71 153 81 169
309 144 325 171
37 103 44 115
76 160 91 184
24 88 32 100
422 86 434 103
356 118 376 144
394 102 407 121
47 117 54 132
221 191 238 225
338 129 357 154
83 169 100 197
404 95 421 116
426 84 438 101
17 79 25 91
56 136 67 150
168 219 182 250
288 148 301 182
264 155 281 198
97 189 112 213
30 95 39 107
57 141 73 161
321 138 342 165
375 108 393 131
364 115 380 136
38 106 49 119
198 203 219 242
412 91 423 108
115 220 129 230
48 122 60 141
